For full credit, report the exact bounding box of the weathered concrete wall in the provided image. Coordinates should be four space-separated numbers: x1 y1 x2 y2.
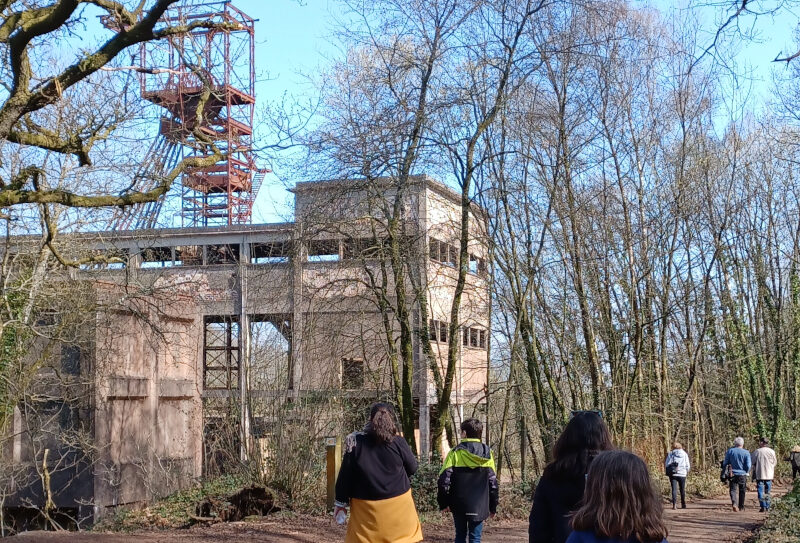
92 290 202 515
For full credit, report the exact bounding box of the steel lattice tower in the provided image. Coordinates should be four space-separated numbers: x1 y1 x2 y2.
112 1 263 229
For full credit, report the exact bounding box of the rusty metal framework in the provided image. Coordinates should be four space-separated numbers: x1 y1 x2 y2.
113 1 263 229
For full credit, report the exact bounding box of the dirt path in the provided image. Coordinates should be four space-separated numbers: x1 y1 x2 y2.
11 486 787 543
661 484 788 543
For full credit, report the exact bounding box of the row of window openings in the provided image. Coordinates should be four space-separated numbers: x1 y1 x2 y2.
80 239 375 269
79 244 244 270
429 320 488 349
79 238 487 273
429 239 488 275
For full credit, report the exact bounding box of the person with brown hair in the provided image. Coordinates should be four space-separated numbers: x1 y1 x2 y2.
567 450 669 543
334 402 423 543
529 410 614 543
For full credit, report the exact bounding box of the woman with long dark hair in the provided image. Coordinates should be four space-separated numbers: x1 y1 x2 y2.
334 402 423 543
567 450 668 543
528 411 614 543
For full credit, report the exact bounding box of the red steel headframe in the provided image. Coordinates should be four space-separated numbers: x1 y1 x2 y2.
138 0 261 226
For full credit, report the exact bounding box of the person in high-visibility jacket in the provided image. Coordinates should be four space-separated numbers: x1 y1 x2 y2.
437 418 499 543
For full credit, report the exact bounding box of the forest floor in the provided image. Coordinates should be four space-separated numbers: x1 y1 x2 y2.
10 484 788 543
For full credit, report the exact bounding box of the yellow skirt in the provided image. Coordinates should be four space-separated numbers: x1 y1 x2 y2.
345 489 423 543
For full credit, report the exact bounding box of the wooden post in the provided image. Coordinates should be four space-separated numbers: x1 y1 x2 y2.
326 436 342 510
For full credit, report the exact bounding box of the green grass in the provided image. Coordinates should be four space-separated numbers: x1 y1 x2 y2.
750 479 800 543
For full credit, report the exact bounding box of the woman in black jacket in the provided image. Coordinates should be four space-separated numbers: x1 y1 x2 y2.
528 411 614 543
334 402 422 543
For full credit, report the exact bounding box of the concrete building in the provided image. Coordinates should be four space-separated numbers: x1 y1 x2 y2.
2 176 489 526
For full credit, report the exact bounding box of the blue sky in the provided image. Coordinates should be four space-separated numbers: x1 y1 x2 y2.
186 1 800 223
240 0 339 223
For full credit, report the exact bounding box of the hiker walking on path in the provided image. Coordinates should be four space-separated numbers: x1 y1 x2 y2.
723 437 752 512
566 450 669 543
334 402 423 543
786 445 800 479
750 437 777 512
437 417 499 543
664 442 690 510
528 410 614 543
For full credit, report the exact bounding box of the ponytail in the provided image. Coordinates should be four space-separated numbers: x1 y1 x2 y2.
366 403 398 443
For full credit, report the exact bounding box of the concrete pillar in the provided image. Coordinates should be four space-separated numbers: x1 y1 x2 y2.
12 406 21 463
418 401 430 460
290 225 303 397
238 245 251 462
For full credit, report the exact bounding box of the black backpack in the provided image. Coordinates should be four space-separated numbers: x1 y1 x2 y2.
719 460 732 482
666 459 679 476
665 453 678 477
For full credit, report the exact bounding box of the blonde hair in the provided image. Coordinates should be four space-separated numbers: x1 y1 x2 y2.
672 442 683 450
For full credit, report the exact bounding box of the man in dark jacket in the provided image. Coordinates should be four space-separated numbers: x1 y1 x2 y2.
438 418 499 543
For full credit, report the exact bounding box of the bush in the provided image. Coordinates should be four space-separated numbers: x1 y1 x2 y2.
751 479 800 543
257 425 327 513
411 460 442 513
651 467 721 500
94 474 248 532
497 478 536 519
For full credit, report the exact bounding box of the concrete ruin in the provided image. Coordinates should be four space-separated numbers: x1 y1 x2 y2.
2 176 489 527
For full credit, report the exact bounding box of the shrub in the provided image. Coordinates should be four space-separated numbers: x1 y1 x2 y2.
751 479 800 543
411 460 442 513
94 474 247 532
651 466 721 500
497 478 536 519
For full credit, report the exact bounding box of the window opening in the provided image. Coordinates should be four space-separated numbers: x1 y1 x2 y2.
463 326 488 350
307 239 340 262
249 315 292 389
140 246 174 268
429 238 457 267
203 316 240 390
429 319 449 343
206 244 240 265
429 239 441 262
343 237 384 260
251 241 291 264
175 245 202 266
342 358 365 389
446 244 457 267
468 253 487 276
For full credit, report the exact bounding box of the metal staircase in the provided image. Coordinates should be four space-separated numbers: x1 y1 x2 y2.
109 131 182 230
